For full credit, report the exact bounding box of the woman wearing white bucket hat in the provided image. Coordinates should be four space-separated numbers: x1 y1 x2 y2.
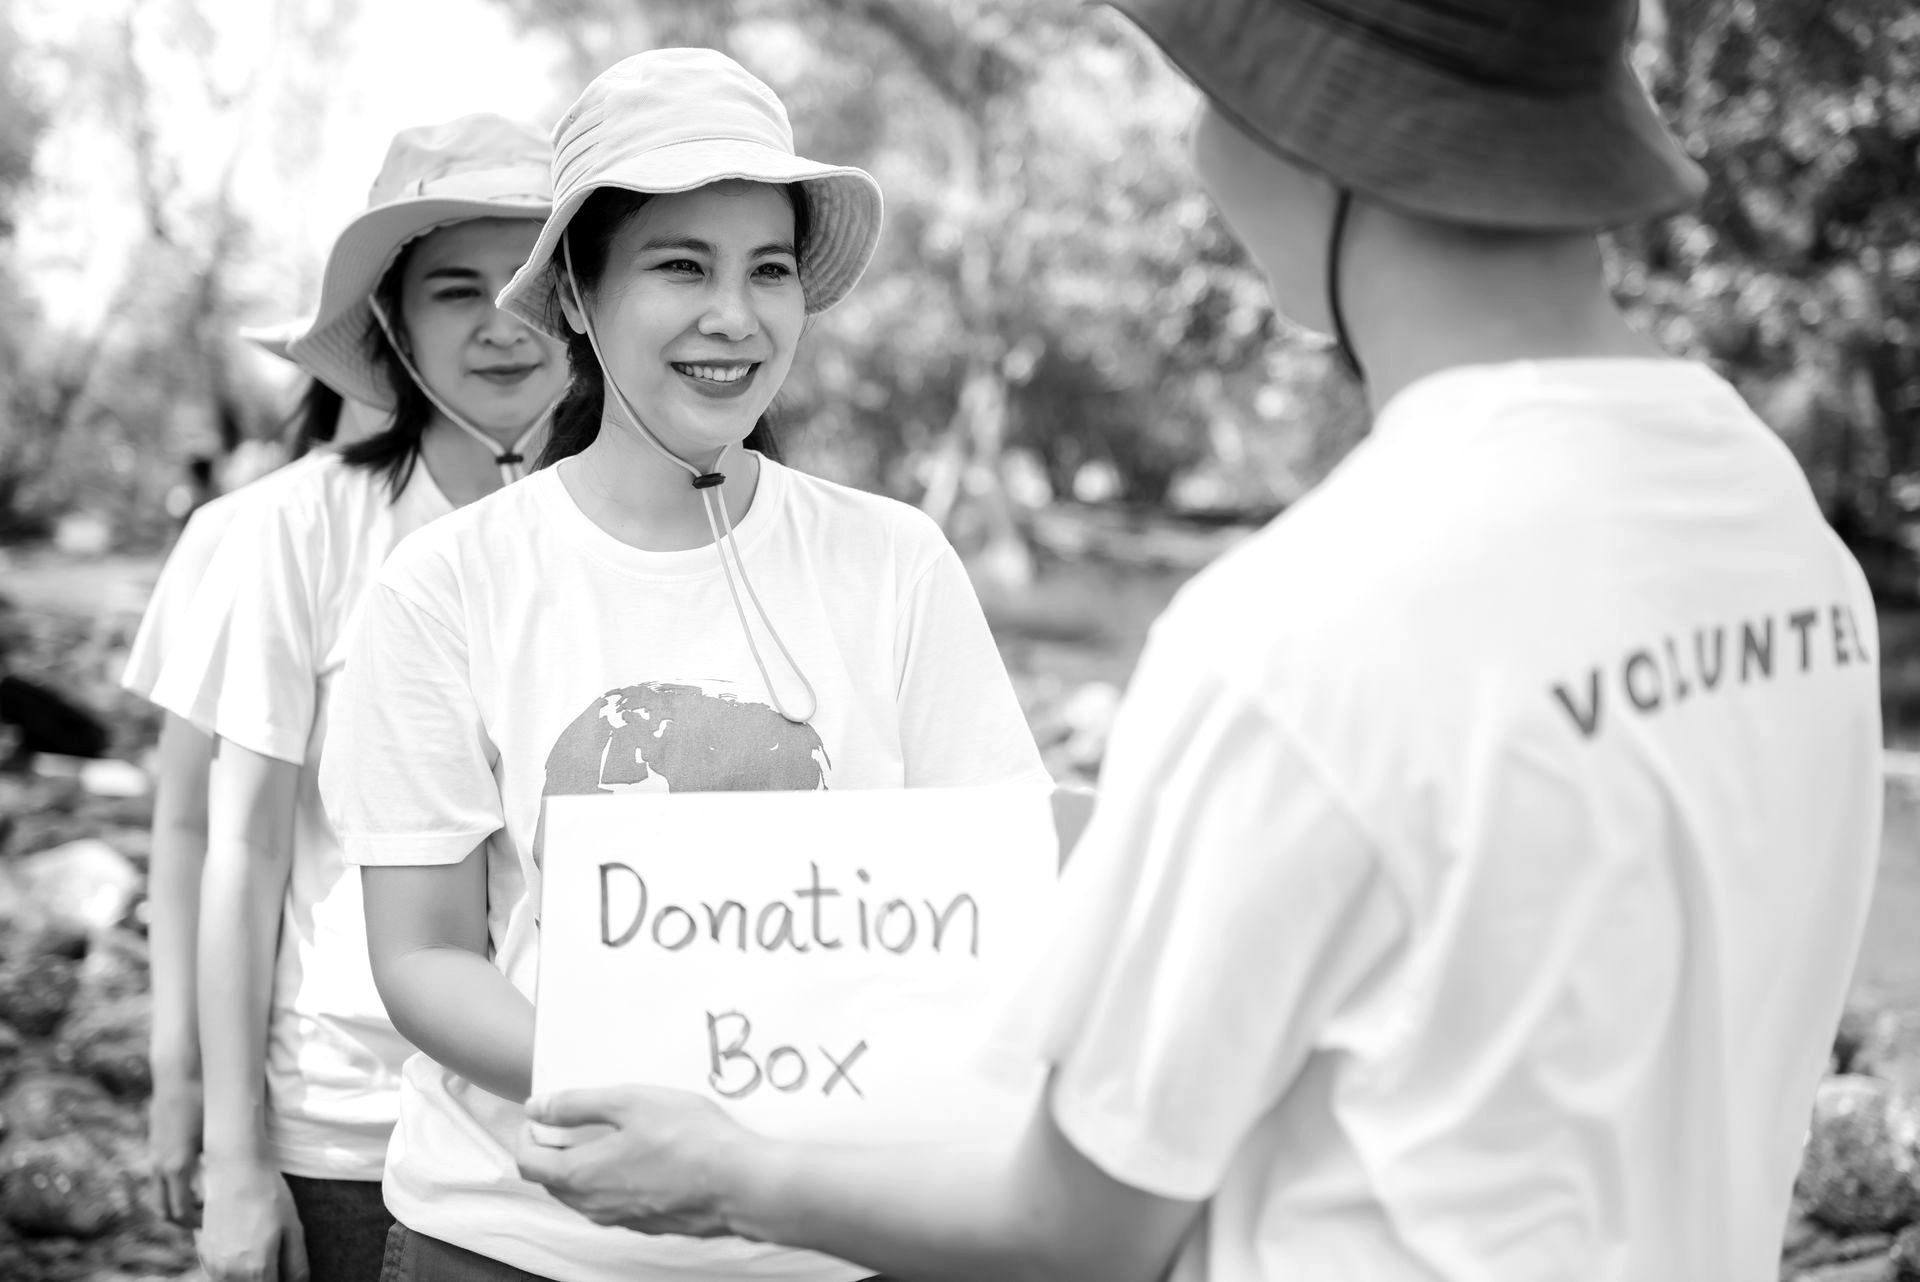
146 113 569 1282
122 320 384 1237
322 48 1047 1282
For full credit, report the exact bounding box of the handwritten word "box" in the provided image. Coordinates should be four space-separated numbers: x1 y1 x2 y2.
532 784 1060 1143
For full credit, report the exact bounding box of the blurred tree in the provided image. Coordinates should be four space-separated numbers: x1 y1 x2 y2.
0 0 358 544
0 1 43 239
0 0 52 537
1623 0 1920 598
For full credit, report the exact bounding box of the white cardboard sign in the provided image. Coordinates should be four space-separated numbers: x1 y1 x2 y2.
532 783 1058 1142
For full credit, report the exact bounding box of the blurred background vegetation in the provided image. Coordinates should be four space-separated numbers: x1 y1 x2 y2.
0 0 1916 730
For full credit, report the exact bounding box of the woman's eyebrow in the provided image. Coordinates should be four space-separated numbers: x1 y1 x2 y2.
423 266 483 281
638 235 715 255
637 236 797 258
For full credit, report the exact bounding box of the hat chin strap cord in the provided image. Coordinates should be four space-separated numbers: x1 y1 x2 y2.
1326 187 1366 386
370 300 551 487
562 239 819 727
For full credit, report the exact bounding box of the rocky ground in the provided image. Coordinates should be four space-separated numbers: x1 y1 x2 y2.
1 543 1917 1279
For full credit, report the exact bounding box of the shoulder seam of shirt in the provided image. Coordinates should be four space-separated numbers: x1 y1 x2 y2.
377 575 465 646
892 536 957 628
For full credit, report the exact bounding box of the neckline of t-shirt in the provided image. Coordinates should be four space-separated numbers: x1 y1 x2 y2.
403 453 455 522
529 451 787 581
310 447 456 522
1372 357 1734 441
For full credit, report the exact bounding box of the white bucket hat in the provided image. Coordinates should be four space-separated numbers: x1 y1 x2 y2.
239 315 391 446
496 47 883 332
283 113 553 411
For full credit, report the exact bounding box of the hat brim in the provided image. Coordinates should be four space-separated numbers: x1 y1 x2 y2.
1108 0 1706 230
238 316 310 363
285 196 551 409
496 139 884 336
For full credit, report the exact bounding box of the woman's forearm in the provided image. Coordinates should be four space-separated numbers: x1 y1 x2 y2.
375 945 534 1102
196 826 288 1161
200 742 300 1163
149 718 212 1083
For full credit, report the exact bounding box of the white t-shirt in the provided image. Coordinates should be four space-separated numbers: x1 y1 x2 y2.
151 451 452 1179
121 453 337 703
323 457 1049 1282
1001 360 1883 1282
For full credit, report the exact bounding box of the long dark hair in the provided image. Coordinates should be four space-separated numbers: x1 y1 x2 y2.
536 184 807 469
339 238 436 498
283 379 343 459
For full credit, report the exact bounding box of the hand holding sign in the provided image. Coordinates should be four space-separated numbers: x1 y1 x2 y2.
516 1086 742 1238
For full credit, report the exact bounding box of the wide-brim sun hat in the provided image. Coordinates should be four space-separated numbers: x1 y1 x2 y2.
1106 0 1707 230
497 48 884 334
238 315 309 364
283 113 553 410
238 315 391 446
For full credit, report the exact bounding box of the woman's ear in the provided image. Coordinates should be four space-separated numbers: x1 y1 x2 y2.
557 277 589 337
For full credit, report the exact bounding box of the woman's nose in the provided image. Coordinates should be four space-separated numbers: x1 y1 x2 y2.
697 277 757 340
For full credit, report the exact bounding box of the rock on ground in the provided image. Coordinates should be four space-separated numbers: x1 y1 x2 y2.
0 952 80 1038
1797 1075 1920 1235
57 996 151 1099
0 1132 134 1238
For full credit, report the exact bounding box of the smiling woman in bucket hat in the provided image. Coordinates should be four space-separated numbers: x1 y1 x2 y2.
321 48 1050 1282
494 6 1883 1282
142 113 573 1282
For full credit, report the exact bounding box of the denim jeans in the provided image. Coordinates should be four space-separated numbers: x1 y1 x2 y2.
283 1175 395 1282
379 1225 896 1282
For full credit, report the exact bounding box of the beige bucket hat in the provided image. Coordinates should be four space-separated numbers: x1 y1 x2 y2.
496 48 884 333
283 113 553 409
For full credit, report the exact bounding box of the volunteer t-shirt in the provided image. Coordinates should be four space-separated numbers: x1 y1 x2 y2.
324 457 1049 1282
151 451 453 1179
1001 360 1883 1282
121 453 336 703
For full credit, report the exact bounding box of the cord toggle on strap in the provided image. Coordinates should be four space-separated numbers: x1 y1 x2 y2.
691 472 727 490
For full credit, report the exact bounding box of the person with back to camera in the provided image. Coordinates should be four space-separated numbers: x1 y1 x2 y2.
148 113 569 1282
321 48 1051 1282
506 4 1888 1282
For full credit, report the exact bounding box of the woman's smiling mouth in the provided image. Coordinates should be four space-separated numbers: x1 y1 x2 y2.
472 363 542 386
672 361 760 398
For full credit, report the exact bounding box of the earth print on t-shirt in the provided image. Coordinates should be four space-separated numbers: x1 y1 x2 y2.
542 680 830 796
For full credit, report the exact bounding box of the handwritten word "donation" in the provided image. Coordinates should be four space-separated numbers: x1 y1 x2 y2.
597 860 982 958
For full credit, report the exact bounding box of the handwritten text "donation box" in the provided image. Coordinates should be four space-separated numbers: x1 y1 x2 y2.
532 785 1059 1144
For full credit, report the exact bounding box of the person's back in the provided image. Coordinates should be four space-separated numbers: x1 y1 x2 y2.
1140 354 1881 1279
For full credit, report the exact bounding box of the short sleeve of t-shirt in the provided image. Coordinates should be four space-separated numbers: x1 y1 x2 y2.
325 577 504 867
148 496 318 763
121 498 239 703
998 617 1408 1202
893 546 1049 789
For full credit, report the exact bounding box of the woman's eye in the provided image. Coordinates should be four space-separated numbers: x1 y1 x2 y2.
433 287 482 302
657 259 703 275
754 262 796 281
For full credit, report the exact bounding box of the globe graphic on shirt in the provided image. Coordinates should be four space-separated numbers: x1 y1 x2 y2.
542 680 829 796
